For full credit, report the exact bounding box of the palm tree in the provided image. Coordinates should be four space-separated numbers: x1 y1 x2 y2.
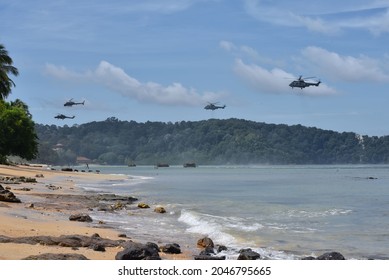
11 98 32 118
0 44 19 100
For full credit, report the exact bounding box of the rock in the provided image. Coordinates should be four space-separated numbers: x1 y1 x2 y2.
217 245 228 253
0 185 21 203
194 244 224 260
238 248 261 260
301 256 316 260
24 177 37 183
98 194 138 203
197 237 214 248
69 214 93 222
154 206 166 213
96 194 138 211
0 177 20 184
17 187 32 191
137 202 150 209
146 242 160 252
317 252 345 260
160 243 181 254
194 255 226 260
91 233 100 238
111 201 125 210
23 253 89 260
115 242 161 260
199 246 215 256
61 168 73 172
89 243 106 252
46 184 62 190
97 205 112 212
0 234 125 249
57 236 88 247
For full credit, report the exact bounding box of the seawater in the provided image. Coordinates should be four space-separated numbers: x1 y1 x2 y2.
77 165 389 259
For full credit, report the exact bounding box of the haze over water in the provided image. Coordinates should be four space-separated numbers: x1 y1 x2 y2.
78 165 389 259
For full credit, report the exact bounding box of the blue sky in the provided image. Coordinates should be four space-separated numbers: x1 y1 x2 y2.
2 0 389 136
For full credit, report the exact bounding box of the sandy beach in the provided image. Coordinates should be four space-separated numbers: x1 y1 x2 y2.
0 164 190 260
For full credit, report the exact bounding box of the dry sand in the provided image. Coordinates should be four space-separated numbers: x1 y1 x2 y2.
0 164 191 260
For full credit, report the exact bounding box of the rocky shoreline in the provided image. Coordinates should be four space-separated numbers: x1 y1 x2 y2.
0 165 351 260
0 232 347 260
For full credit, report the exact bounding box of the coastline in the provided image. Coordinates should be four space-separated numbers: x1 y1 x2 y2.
0 164 191 260
2 164 381 261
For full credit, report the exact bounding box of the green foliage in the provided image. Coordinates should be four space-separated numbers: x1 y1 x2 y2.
0 100 38 163
0 44 38 164
33 118 389 165
0 44 19 100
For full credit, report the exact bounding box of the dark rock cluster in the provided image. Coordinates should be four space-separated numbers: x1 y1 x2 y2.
0 233 124 249
302 251 346 260
69 213 93 222
115 242 161 260
0 176 37 184
237 248 261 260
0 231 349 260
23 253 89 260
0 184 21 203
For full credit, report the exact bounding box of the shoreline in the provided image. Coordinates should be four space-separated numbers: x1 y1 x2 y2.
0 164 192 260
1 164 377 261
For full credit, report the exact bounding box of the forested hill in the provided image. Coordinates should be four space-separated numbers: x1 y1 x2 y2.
34 117 389 165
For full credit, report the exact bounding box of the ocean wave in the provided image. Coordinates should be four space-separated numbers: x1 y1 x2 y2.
111 175 154 186
77 174 154 191
178 209 237 246
127 175 154 180
285 208 353 218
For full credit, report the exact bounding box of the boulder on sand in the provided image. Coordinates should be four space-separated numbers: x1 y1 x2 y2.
68 213 93 222
154 206 166 213
137 202 150 209
115 242 161 260
238 248 261 260
197 237 214 248
23 253 89 260
0 185 21 203
317 252 346 260
160 243 181 254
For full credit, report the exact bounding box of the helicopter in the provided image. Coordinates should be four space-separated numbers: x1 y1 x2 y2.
289 76 321 89
204 102 226 111
64 98 85 107
55 114 75 120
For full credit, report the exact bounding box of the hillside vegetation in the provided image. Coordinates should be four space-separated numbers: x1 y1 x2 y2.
34 117 389 165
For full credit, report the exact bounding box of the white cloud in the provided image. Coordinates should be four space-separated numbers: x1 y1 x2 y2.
45 61 223 106
44 64 85 81
243 0 389 35
221 41 337 96
234 59 291 93
293 14 340 34
220 40 284 67
302 46 389 82
219 40 237 52
233 59 336 96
